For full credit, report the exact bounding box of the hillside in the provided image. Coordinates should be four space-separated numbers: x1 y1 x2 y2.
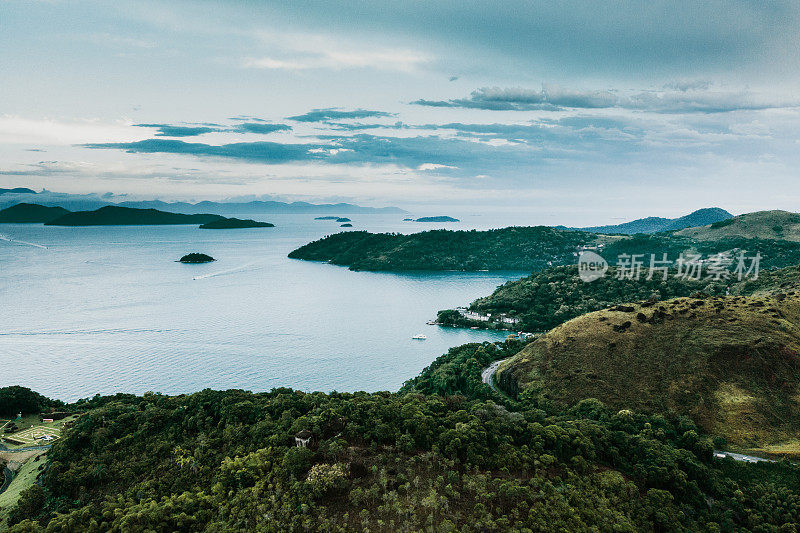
677 210 800 241
0 203 68 223
571 207 732 235
45 206 223 226
288 227 597 271
496 293 800 455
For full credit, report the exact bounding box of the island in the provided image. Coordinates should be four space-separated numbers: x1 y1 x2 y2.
336 217 351 222
0 203 69 223
199 218 275 229
45 206 224 226
403 218 414 221
415 216 460 222
340 223 353 227
314 216 340 220
178 253 215 263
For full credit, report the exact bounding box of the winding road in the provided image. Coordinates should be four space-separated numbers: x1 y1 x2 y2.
481 358 507 392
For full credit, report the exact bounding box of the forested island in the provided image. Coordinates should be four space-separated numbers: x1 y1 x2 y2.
198 218 274 229
414 216 460 222
44 206 223 226
178 253 215 263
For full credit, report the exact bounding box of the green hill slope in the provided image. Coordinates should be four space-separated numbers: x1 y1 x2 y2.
677 210 800 241
496 293 800 455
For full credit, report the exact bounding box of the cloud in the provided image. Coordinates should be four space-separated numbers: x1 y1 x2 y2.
84 139 319 163
134 122 292 137
232 123 292 134
288 108 396 122
412 85 799 113
135 124 224 137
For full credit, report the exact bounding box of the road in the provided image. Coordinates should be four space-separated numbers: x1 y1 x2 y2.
481 358 508 392
480 360 780 465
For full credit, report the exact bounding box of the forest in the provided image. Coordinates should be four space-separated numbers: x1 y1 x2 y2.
4 341 800 532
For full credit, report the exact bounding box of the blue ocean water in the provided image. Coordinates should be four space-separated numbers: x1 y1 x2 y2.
0 214 526 401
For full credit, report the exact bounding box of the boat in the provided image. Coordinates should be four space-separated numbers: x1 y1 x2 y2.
411 334 427 340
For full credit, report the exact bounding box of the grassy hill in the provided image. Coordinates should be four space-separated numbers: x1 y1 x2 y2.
677 210 800 241
496 292 800 456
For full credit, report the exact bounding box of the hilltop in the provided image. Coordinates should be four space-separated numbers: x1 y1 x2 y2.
496 292 800 455
0 203 68 223
45 206 223 226
677 210 800 241
568 207 732 235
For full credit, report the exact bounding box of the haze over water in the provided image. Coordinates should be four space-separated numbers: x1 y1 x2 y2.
0 214 525 401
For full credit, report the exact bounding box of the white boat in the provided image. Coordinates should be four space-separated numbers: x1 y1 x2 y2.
411 334 427 340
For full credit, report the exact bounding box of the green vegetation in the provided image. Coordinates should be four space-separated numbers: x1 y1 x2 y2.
45 206 223 226
437 237 800 332
178 253 215 263
198 218 274 229
437 265 726 332
496 292 800 456
288 227 596 271
0 387 62 418
0 204 68 224
4 372 800 531
678 210 800 241
1 451 48 526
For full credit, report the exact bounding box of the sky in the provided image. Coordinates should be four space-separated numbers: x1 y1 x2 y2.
1 0 800 224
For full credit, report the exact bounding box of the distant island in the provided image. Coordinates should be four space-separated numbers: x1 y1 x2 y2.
0 203 69 223
414 216 460 222
45 206 224 226
340 223 353 227
179 253 215 263
314 216 340 220
336 217 351 222
199 218 275 229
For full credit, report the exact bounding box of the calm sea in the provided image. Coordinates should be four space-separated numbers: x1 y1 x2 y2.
0 214 527 401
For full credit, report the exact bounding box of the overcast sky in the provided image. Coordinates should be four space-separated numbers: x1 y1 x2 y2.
1 1 799 222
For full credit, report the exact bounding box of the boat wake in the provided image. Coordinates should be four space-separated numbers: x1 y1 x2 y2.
0 234 48 249
192 261 261 280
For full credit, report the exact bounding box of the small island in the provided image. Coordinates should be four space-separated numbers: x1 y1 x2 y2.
415 216 460 222
314 216 340 220
340 223 353 227
336 217 351 222
403 218 414 221
179 253 215 263
199 218 274 229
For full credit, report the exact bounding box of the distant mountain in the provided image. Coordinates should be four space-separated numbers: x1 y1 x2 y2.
562 207 733 234
0 189 405 215
0 203 68 223
0 187 36 195
676 210 800 241
45 206 223 226
116 200 404 215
